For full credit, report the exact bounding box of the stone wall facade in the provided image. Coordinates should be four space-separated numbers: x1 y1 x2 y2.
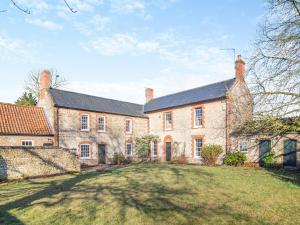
57 108 149 166
232 133 300 168
0 147 80 180
0 135 54 147
146 100 228 164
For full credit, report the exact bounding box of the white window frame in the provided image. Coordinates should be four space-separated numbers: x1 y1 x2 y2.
80 114 90 131
239 141 248 153
80 144 91 159
97 116 106 132
21 140 33 147
126 143 133 156
164 112 172 130
194 138 202 158
151 141 158 158
194 107 203 128
125 119 133 134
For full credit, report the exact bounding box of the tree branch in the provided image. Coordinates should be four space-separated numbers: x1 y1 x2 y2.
63 0 77 13
10 0 30 14
291 0 300 16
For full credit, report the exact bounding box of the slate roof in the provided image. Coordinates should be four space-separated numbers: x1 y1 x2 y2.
0 103 53 136
49 88 146 117
144 78 236 112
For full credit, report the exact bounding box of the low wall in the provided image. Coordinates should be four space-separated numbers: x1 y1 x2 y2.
0 147 80 180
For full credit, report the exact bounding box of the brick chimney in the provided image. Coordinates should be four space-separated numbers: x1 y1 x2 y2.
235 55 245 81
39 70 51 100
145 88 154 103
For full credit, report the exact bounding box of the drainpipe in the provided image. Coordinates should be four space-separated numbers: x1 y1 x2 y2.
56 107 60 146
225 99 228 154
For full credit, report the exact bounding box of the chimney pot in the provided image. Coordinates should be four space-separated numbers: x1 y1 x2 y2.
235 54 245 80
145 88 154 103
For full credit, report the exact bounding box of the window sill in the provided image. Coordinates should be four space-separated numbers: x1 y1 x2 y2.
164 128 173 131
80 129 90 132
80 157 91 160
125 132 133 135
97 130 106 133
193 125 204 129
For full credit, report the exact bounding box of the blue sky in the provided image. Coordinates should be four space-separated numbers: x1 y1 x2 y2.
0 0 265 104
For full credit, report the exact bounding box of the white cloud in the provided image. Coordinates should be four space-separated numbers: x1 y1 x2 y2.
56 0 103 18
90 14 111 31
26 19 63 30
110 0 145 14
85 33 159 55
83 32 233 73
64 0 103 11
74 14 111 36
0 33 35 62
16 0 50 14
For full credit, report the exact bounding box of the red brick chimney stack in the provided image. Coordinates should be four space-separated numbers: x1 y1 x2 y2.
145 88 154 103
235 54 245 81
40 70 51 90
39 70 51 100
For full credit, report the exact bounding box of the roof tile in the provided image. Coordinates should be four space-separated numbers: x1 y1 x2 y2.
0 103 53 136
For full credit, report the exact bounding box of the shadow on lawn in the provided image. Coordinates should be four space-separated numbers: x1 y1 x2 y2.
0 165 257 225
264 168 300 186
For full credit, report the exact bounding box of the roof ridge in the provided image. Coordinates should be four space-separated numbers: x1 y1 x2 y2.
50 88 144 107
0 102 43 110
147 78 235 102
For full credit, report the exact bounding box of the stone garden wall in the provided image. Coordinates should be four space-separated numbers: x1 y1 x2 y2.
0 147 80 180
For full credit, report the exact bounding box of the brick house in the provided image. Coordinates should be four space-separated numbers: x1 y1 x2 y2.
35 55 253 166
0 103 54 147
33 55 298 167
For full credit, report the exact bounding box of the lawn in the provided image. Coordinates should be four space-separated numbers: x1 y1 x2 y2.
0 164 299 225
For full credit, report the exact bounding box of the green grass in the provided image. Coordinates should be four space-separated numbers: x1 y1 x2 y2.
0 164 300 225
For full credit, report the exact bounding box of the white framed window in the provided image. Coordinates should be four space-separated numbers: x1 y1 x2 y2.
125 119 133 134
194 107 203 127
126 143 133 156
239 141 248 152
80 144 90 159
164 112 172 130
21 140 33 147
151 141 158 157
98 116 106 132
80 115 89 131
194 138 202 158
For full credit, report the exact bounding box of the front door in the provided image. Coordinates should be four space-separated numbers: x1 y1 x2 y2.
98 144 106 164
283 140 297 167
166 142 171 162
259 140 271 166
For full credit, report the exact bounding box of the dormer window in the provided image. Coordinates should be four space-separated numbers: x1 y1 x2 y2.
80 114 89 131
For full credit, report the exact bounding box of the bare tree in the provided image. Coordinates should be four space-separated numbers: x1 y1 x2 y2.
248 0 300 120
25 69 67 99
0 0 77 14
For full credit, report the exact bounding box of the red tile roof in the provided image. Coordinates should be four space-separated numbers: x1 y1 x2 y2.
0 103 53 136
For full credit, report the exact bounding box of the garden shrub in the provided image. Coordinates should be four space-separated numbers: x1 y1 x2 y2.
262 151 276 167
135 135 160 161
176 154 188 164
201 144 223 165
112 152 126 165
224 152 247 166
